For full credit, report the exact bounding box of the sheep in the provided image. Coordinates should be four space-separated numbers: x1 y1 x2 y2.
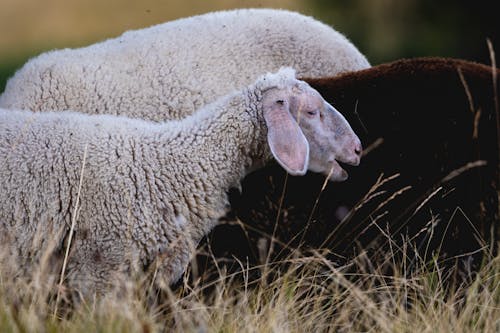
196 57 499 282
0 68 362 296
0 8 370 121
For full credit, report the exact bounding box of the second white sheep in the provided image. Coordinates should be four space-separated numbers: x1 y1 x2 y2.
0 8 370 121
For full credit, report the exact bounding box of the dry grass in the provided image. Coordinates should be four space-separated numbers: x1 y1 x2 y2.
0 212 499 332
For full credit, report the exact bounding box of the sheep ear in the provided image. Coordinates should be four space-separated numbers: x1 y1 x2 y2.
264 101 310 176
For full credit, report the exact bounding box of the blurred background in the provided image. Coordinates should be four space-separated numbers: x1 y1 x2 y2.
0 0 498 92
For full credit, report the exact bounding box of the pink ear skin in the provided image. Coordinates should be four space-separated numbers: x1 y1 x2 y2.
263 97 310 176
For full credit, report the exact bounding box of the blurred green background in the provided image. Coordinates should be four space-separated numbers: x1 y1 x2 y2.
0 0 498 92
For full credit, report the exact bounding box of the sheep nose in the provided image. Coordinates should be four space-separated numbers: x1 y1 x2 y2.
354 141 362 156
354 140 363 157
347 139 362 166
339 139 363 166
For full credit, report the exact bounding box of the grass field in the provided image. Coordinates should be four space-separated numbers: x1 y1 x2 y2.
1 230 499 332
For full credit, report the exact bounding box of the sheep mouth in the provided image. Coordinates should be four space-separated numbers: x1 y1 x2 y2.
326 159 349 181
339 157 361 170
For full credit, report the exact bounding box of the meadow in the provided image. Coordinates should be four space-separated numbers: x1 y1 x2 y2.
0 223 498 332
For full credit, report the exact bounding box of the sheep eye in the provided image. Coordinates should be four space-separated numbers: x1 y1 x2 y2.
307 110 317 116
276 99 284 105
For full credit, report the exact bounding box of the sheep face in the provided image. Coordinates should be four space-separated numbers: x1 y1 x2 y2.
263 83 361 181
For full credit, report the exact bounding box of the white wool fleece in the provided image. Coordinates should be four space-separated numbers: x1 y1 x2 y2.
0 68 301 295
0 8 370 121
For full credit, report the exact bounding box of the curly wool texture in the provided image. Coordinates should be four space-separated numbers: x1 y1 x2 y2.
0 8 370 121
0 69 300 294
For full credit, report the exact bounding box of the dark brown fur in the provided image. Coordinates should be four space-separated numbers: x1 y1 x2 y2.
195 57 499 282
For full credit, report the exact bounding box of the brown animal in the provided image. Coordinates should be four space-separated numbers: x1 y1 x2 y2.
198 57 499 281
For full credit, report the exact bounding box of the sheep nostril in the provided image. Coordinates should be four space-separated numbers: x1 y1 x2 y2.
354 143 362 156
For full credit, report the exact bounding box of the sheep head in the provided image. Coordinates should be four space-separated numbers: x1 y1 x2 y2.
263 81 361 181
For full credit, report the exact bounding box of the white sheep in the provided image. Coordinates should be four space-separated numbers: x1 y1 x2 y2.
0 8 370 121
0 68 361 296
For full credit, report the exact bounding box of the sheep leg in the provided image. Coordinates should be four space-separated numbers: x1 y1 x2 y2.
152 215 197 289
